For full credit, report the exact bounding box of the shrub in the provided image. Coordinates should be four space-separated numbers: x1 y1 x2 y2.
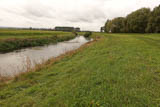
72 31 78 36
84 32 92 38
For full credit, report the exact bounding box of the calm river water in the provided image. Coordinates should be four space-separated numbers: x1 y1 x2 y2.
0 36 91 77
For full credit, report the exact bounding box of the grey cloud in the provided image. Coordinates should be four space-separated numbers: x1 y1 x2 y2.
66 7 106 24
0 2 54 19
0 0 160 31
92 9 106 19
0 7 24 16
25 8 45 17
23 2 55 19
24 8 54 19
68 17 93 23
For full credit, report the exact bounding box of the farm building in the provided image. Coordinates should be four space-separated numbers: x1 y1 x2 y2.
55 27 80 32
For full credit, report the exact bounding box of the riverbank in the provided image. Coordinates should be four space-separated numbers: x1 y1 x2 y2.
0 29 76 53
0 33 160 106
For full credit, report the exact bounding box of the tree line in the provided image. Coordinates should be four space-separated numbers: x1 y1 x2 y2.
104 5 160 33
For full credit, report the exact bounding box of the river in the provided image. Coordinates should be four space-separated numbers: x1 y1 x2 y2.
0 36 91 77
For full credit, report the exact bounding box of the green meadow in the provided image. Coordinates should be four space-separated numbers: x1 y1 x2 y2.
0 29 76 52
0 33 160 106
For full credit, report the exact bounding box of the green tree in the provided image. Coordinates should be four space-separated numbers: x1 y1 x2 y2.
126 8 151 33
146 5 160 33
104 20 112 33
110 17 126 33
104 5 160 33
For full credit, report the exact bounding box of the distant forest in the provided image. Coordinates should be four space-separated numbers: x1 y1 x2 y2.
104 5 160 33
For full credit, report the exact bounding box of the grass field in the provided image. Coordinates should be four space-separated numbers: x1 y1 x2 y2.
0 33 160 106
0 29 76 52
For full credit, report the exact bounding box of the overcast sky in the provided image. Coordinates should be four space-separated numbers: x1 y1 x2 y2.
0 0 159 31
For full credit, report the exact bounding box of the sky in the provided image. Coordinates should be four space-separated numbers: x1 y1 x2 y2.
0 0 160 31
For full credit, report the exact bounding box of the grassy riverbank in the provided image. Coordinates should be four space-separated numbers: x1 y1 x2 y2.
0 29 76 53
0 33 160 106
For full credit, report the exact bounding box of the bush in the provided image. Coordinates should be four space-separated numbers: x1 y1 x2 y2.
84 32 92 38
72 31 78 36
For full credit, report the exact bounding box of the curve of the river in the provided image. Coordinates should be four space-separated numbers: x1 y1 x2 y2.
0 36 91 77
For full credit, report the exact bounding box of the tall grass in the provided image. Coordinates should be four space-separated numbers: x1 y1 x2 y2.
0 29 76 53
